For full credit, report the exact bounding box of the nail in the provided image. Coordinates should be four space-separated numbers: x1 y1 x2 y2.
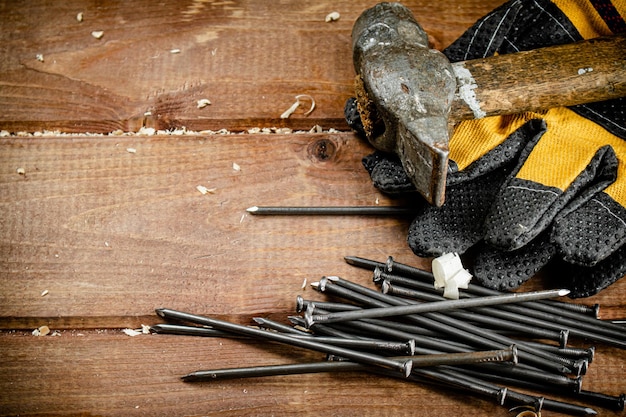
149 323 242 338
252 317 311 335
182 346 516 382
458 362 582 392
411 367 508 406
344 255 390 271
523 342 595 363
295 295 360 313
293 335 415 355
311 276 576 375
182 360 369 382
309 286 569 324
155 308 413 377
577 391 625 412
246 206 416 215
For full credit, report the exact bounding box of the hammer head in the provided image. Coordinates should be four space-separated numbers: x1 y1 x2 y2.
352 2 456 206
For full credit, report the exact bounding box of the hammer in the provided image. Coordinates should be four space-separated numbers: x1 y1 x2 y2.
352 2 626 206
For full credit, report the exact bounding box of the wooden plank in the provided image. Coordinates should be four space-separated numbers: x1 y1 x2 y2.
2 1 626 415
1 331 625 417
0 0 505 133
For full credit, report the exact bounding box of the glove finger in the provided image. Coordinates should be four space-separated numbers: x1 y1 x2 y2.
472 233 556 291
552 244 626 298
345 97 366 137
484 108 620 251
362 151 416 194
552 191 626 266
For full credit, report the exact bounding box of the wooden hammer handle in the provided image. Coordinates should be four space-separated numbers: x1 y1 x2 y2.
450 34 626 122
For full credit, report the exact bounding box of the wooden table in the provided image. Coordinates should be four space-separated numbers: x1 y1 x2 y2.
1 1 624 415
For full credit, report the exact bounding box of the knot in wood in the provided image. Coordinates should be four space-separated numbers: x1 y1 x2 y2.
307 138 337 162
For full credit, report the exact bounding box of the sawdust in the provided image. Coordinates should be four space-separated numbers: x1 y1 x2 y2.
0 126 341 137
354 75 383 140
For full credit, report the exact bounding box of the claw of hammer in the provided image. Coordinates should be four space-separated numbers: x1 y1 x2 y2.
352 2 455 207
353 2 626 207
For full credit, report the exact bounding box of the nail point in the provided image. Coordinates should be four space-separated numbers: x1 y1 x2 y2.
246 206 259 213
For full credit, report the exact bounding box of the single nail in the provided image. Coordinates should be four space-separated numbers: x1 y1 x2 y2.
310 287 569 324
296 295 360 313
577 391 625 411
411 367 508 405
149 323 244 338
523 342 595 363
246 206 415 215
252 317 310 335
182 346 516 382
293 335 415 355
155 308 413 377
344 255 386 270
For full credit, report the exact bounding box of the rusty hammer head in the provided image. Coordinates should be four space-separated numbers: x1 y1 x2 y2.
351 3 626 207
352 2 456 207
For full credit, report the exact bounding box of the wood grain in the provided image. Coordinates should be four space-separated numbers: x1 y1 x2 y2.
0 0 504 133
1 132 625 417
0 133 421 327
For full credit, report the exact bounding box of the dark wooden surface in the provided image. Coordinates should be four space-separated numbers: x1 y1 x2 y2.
1 1 625 416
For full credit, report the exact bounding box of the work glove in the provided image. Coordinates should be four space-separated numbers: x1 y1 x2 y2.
345 0 626 297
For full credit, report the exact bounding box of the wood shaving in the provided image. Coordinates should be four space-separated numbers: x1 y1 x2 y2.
32 326 50 336
325 12 340 22
196 185 216 195
76 12 83 22
197 98 211 109
136 127 156 136
36 54 44 62
122 328 142 337
91 31 104 39
280 95 315 119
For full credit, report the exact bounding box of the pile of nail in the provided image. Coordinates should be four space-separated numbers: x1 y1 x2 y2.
151 256 625 416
